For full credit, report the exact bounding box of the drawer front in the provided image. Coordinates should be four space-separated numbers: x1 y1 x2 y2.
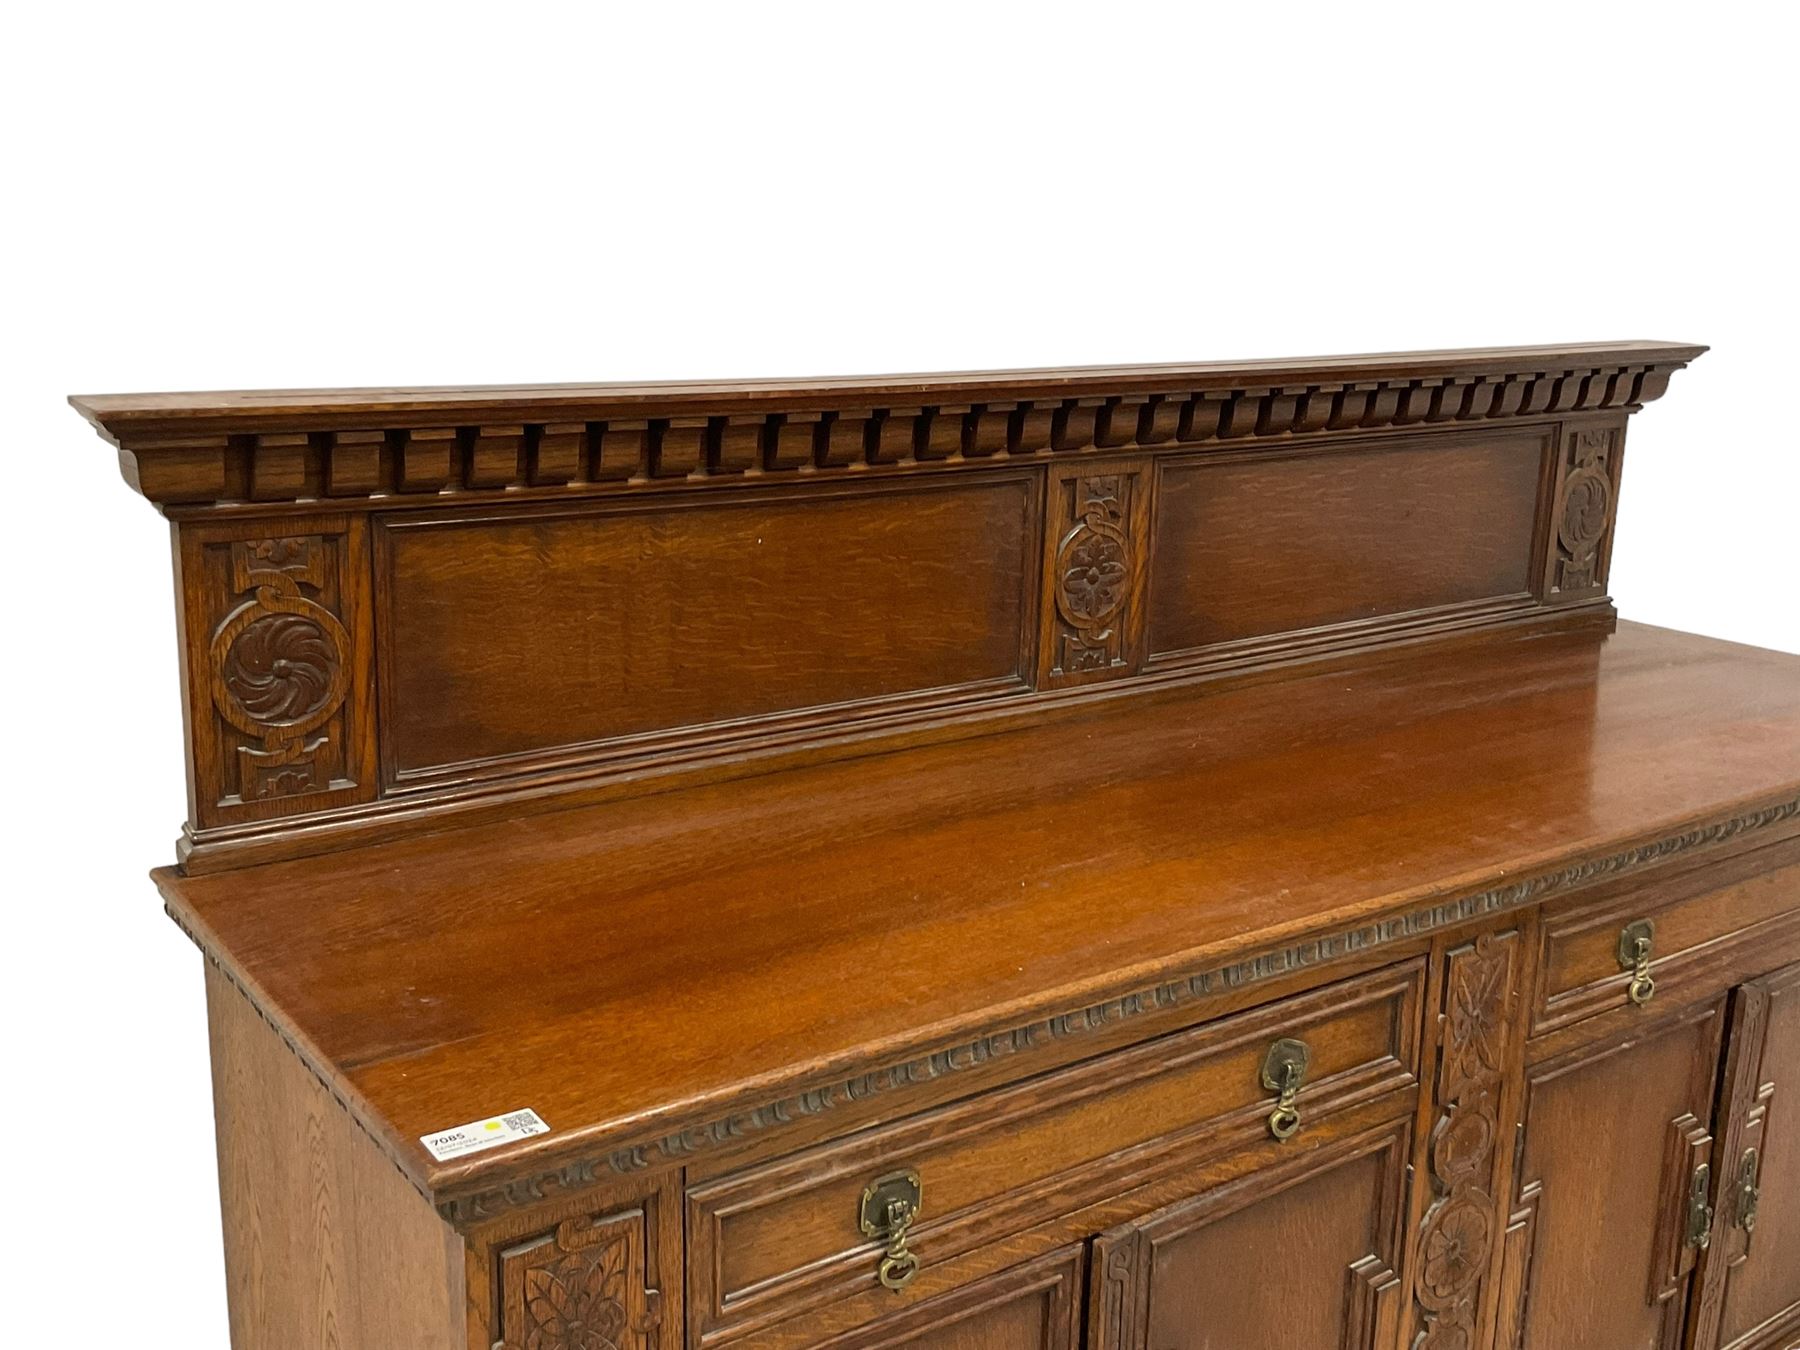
1535 853 1800 1035
687 959 1423 1346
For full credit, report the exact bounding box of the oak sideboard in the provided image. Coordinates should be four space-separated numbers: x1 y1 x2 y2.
73 342 1800 1350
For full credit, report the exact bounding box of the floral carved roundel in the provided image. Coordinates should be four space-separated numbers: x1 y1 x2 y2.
1055 521 1128 628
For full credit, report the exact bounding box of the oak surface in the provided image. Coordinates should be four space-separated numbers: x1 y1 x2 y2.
157 621 1800 1209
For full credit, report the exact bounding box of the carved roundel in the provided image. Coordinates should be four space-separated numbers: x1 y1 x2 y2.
1431 1095 1497 1185
1055 520 1129 628
1558 467 1612 555
209 591 349 739
1418 1192 1495 1303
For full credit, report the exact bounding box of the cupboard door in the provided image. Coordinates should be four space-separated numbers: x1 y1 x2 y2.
499 1207 666 1350
799 1246 1083 1350
1689 962 1800 1350
1508 998 1727 1350
1087 1121 1409 1350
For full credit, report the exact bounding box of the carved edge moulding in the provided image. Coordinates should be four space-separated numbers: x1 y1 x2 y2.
160 787 1800 1227
74 345 1703 872
75 343 1700 511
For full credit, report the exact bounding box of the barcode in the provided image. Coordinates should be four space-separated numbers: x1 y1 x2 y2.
503 1112 542 1132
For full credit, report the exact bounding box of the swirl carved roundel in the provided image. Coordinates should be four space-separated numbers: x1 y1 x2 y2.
1558 468 1612 555
210 592 350 739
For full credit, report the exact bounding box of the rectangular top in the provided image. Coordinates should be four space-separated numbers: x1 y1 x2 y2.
72 340 1705 437
155 620 1800 1214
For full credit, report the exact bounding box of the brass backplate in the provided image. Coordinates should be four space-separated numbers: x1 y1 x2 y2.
859 1169 922 1237
1617 918 1655 968
1260 1037 1312 1092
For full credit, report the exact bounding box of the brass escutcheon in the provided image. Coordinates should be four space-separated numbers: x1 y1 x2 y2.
1261 1037 1311 1141
1686 1161 1714 1250
1618 919 1656 1005
1737 1147 1761 1238
859 1169 922 1292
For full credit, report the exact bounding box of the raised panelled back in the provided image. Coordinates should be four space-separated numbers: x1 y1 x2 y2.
374 474 1039 783
97 348 1699 870
1146 430 1547 656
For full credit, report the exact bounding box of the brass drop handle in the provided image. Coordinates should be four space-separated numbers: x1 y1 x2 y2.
859 1169 922 1292
1618 919 1656 1005
1736 1147 1761 1238
1261 1037 1312 1141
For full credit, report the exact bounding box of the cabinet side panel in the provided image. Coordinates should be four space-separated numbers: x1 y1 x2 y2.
206 962 463 1350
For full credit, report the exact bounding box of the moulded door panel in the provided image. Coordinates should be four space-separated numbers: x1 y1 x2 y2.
1510 998 1728 1350
1087 1121 1409 1350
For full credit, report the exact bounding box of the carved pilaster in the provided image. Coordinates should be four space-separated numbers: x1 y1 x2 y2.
1413 930 1524 1349
1544 421 1625 600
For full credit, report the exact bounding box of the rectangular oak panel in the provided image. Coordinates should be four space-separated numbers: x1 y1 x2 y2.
1087 1121 1409 1350
1511 999 1727 1350
376 473 1039 779
1146 430 1547 657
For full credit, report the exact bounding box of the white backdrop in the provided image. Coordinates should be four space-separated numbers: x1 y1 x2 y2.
5 2 1795 1343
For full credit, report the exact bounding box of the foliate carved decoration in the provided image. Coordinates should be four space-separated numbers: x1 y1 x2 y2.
208 536 350 802
1414 931 1518 1349
1550 427 1617 595
503 1211 654 1350
431 795 1799 1224
1050 472 1140 680
1055 476 1130 672
523 1249 628 1350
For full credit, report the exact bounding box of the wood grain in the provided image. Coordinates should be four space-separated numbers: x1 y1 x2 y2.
1146 430 1545 654
374 474 1037 779
207 962 464 1349
1510 996 1728 1350
156 622 1800 1218
76 344 1708 868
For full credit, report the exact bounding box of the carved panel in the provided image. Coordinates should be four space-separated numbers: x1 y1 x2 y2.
209 538 350 801
1545 422 1625 599
1040 462 1149 687
1413 930 1521 1349
500 1209 661 1350
178 515 373 829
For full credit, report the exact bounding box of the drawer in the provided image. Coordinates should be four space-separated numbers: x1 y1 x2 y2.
1534 851 1800 1034
687 959 1424 1346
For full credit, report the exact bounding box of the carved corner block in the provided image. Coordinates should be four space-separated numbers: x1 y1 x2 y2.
1543 420 1626 602
177 516 374 829
1038 461 1150 689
